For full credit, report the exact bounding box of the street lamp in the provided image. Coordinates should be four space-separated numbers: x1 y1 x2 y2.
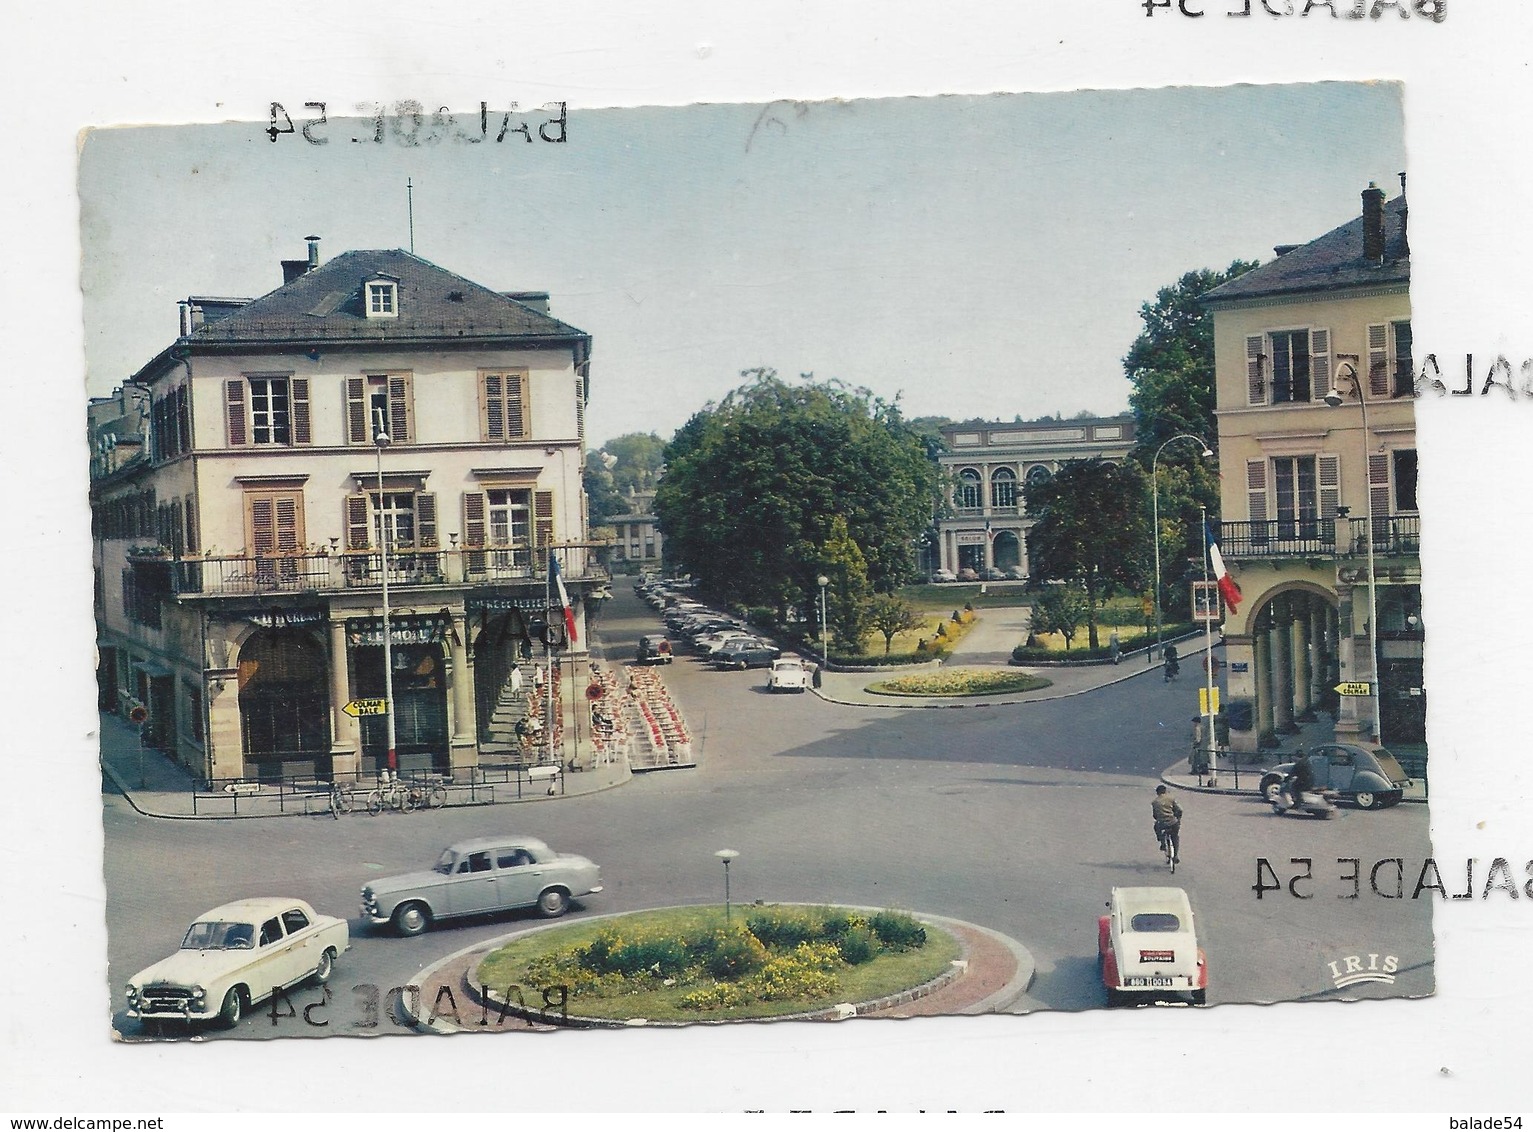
817 574 830 664
715 848 740 923
374 410 398 780
1325 359 1384 746
1151 433 1214 659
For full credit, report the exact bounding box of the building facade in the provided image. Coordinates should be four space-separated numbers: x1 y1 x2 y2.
91 241 605 785
1205 182 1422 755
607 488 664 570
935 415 1137 577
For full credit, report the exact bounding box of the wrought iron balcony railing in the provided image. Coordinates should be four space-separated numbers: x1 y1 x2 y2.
1345 514 1421 556
1218 520 1335 558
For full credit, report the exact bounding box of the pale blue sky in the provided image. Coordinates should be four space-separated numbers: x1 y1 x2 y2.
80 82 1405 443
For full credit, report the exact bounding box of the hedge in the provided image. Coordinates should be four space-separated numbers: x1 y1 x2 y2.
1011 622 1201 663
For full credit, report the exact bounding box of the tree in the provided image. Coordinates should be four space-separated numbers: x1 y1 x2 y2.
821 515 872 653
652 369 940 616
1123 261 1259 457
1030 586 1090 652
597 432 667 494
1122 263 1255 613
583 460 627 526
1024 459 1151 649
867 593 924 655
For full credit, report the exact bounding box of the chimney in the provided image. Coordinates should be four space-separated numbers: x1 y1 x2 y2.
1273 244 1299 257
1362 182 1386 265
280 260 308 284
306 235 321 271
1398 171 1408 258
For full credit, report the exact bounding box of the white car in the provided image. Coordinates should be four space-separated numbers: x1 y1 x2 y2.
1097 886 1207 1006
125 898 349 1028
767 657 811 693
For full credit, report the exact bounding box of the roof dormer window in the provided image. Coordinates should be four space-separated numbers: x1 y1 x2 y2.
365 277 399 319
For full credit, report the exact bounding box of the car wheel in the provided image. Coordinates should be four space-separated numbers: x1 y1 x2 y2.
537 888 570 918
393 902 431 937
217 986 247 1029
1260 776 1284 803
1191 989 1207 1006
313 947 336 985
1105 988 1124 1008
1354 791 1378 811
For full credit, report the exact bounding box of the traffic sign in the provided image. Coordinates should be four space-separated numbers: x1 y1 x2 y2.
1199 687 1221 715
1334 682 1372 697
343 698 388 717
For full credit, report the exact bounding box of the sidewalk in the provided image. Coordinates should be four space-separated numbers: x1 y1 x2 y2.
97 710 627 821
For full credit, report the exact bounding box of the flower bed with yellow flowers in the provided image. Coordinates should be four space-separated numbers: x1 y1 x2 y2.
865 668 1052 697
475 904 959 1023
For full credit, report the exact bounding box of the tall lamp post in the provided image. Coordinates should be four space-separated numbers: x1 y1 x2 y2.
715 848 740 923
373 410 398 780
1151 434 1214 659
1325 359 1383 746
817 574 830 665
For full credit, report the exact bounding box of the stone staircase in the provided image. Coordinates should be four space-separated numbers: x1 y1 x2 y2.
479 661 558 765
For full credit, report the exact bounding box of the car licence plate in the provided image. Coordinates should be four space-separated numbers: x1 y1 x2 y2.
1124 976 1176 987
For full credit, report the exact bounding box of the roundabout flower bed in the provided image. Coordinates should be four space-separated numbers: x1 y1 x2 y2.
474 905 961 1023
865 668 1052 697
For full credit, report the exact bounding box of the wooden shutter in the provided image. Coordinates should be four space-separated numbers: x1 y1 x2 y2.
1368 453 1391 545
534 490 554 551
1367 324 1390 398
274 494 302 553
1246 335 1265 405
1308 328 1330 402
505 372 525 438
388 374 413 443
481 373 504 440
462 491 487 573
184 497 199 553
176 386 191 455
290 377 312 445
169 499 184 556
345 377 368 444
345 493 371 551
225 380 248 447
575 377 584 446
1318 454 1341 522
248 496 276 555
415 492 438 548
1246 459 1268 545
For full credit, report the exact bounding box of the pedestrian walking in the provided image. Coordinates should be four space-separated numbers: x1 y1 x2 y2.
1109 630 1121 665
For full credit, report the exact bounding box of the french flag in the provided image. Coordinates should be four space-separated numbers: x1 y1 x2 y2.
1206 522 1242 614
550 552 578 644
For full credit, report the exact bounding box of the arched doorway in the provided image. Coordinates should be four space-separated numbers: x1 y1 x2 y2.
1245 588 1338 744
237 629 331 779
473 610 534 745
352 640 451 774
992 530 1023 572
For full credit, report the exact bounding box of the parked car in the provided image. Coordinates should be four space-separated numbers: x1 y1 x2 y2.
1257 744 1410 810
1097 886 1207 1007
767 657 810 693
929 569 957 584
700 633 762 657
635 635 673 664
715 643 781 670
362 836 603 936
956 568 979 582
1003 565 1028 581
980 566 1007 581
125 898 349 1029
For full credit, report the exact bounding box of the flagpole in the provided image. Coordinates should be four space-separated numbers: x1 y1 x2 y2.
1201 506 1218 787
544 549 553 766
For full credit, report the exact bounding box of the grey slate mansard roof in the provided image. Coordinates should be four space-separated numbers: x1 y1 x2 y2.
1202 194 1409 307
133 249 590 382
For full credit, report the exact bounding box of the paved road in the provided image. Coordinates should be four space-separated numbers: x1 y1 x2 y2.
104 587 1433 1039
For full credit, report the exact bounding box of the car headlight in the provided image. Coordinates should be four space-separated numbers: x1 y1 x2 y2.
191 986 206 1002
125 983 139 1002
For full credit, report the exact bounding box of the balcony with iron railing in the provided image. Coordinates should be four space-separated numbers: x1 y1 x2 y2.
1220 514 1421 561
142 544 599 598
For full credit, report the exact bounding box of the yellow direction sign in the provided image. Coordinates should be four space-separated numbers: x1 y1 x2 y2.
343 698 389 717
1334 682 1372 697
1198 687 1221 715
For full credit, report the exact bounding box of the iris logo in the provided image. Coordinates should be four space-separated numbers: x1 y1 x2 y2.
1327 953 1399 989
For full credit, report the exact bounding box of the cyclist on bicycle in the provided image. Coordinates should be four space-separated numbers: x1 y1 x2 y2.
1152 784 1183 864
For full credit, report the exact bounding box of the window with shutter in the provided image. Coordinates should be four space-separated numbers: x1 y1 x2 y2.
479 370 529 441
462 491 487 574
1317 454 1341 524
1309 328 1329 402
415 492 438 548
345 377 368 444
1246 335 1265 405
388 374 413 443
575 377 585 447
244 490 305 583
1368 453 1391 543
291 377 312 445
534 490 554 551
344 493 371 551
1391 321 1414 398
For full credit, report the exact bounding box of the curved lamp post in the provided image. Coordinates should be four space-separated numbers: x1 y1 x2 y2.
1151 433 1214 659
374 410 398 780
1325 359 1383 746
715 848 740 923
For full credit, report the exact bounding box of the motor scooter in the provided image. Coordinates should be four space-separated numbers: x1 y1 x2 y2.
1271 786 1339 819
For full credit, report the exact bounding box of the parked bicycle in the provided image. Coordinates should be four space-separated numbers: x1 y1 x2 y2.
367 775 416 815
408 776 449 810
328 781 357 819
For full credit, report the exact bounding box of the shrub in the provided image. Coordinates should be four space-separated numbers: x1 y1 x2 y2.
838 924 878 965
746 907 823 950
704 926 770 980
869 911 927 951
750 949 842 1001
679 982 750 1011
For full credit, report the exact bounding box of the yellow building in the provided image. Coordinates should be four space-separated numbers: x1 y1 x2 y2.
90 241 607 785
1205 182 1421 756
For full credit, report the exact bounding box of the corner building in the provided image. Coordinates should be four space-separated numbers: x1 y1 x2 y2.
90 241 603 784
1205 184 1422 755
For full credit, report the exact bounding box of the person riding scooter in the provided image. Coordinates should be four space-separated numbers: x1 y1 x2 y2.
1162 644 1180 682
1282 752 1316 810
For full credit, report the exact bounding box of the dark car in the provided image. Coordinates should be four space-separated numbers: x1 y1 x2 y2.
1257 744 1411 810
636 635 673 664
714 643 781 670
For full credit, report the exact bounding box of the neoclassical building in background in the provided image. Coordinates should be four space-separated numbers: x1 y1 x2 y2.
935 415 1137 577
90 240 604 784
1206 181 1422 755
